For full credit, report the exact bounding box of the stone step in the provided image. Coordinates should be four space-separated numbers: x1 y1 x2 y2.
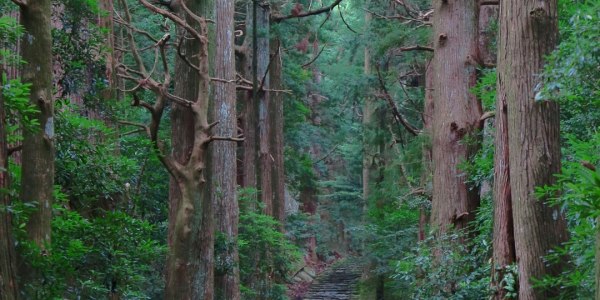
301 261 363 300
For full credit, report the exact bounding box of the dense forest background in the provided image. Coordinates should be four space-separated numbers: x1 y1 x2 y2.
0 0 598 299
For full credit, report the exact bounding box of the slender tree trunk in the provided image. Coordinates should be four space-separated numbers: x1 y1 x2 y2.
98 0 116 101
499 0 568 297
430 0 481 232
269 27 285 225
0 68 18 300
362 9 373 204
419 62 434 241
491 74 515 299
212 0 240 298
255 2 272 215
596 216 600 300
19 0 54 257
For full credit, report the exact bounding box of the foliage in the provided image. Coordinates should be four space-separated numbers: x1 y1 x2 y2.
237 188 301 300
393 197 493 299
534 132 600 299
539 0 600 139
55 100 138 213
12 194 166 299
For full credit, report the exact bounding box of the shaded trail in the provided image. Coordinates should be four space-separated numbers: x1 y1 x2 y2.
302 260 362 300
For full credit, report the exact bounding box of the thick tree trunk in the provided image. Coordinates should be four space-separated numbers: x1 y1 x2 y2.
491 77 515 299
498 0 568 297
430 0 481 232
0 69 19 300
164 1 214 298
19 0 54 257
166 178 214 300
168 0 203 249
212 0 240 298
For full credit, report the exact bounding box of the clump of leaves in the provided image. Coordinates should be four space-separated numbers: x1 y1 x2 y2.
237 188 301 300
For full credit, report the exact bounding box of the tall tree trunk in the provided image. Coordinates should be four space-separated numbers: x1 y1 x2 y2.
269 22 285 225
212 0 240 298
596 217 600 300
163 0 214 298
0 68 18 300
498 0 568 297
98 0 116 101
255 2 272 215
362 9 373 205
18 0 54 260
491 71 515 299
419 62 434 241
430 0 481 232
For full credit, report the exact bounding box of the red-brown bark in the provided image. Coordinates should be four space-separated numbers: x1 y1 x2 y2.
430 0 482 232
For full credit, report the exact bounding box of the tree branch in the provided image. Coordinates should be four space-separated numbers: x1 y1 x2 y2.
272 0 343 23
376 66 420 136
10 0 26 7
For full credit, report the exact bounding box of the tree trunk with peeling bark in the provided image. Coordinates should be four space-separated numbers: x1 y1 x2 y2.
498 0 568 297
211 0 240 298
430 0 481 233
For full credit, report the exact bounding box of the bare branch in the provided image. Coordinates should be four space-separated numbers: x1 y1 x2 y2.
209 135 245 142
138 0 205 43
165 92 194 107
302 44 326 68
272 0 343 22
376 66 420 136
398 45 434 52
177 36 201 72
479 111 495 122
338 7 357 33
7 145 22 156
10 0 26 7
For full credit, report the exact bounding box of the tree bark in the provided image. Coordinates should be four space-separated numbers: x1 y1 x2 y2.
491 74 515 299
430 0 481 233
212 0 240 298
419 61 434 241
19 0 54 258
162 0 214 298
498 0 569 297
0 67 19 300
269 20 285 225
362 10 373 204
596 216 600 300
256 2 272 215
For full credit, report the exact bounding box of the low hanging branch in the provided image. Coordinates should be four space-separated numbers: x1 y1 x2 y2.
272 0 343 22
375 66 420 136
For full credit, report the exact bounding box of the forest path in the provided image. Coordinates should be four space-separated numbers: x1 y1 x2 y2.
302 260 362 300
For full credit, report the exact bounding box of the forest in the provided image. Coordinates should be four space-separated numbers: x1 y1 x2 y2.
0 0 598 299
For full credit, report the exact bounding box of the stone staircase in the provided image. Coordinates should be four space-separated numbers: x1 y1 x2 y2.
302 261 362 300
